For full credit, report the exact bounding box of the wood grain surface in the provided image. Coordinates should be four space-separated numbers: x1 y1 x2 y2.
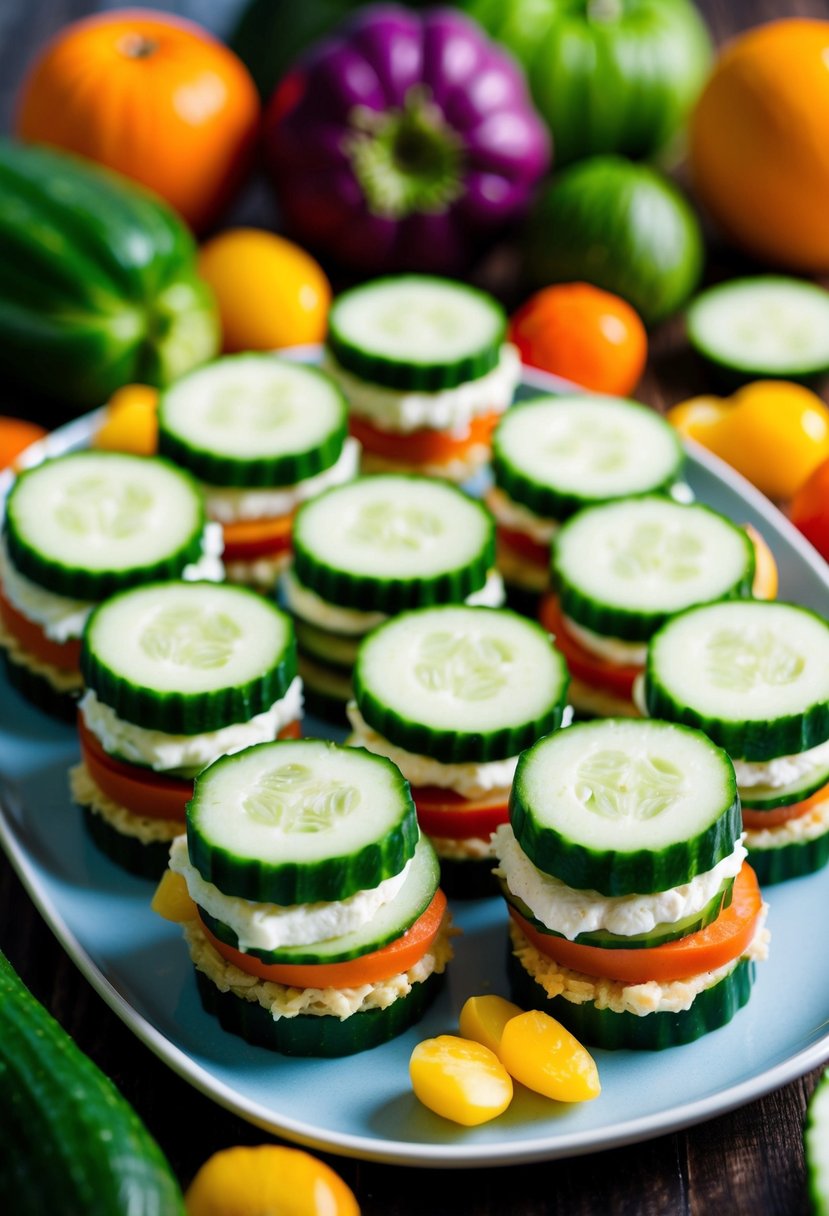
1 3 828 1213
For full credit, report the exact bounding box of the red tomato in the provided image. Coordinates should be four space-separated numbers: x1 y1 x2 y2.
790 454 829 562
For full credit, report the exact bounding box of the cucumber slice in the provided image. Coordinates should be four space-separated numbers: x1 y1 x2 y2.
510 719 740 896
492 395 684 522
552 496 755 642
501 878 733 950
1 652 80 722
187 738 418 904
81 806 173 880
740 768 829 812
200 836 439 964
158 355 348 488
293 619 360 672
292 475 495 613
353 605 569 764
508 951 755 1051
806 1069 829 1216
327 275 506 390
4 452 206 600
195 967 442 1057
645 600 829 761
688 277 829 385
746 833 829 886
82 582 297 735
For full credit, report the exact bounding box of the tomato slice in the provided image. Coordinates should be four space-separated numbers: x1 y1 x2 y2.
742 782 828 830
348 410 501 467
412 785 510 840
0 590 81 672
497 524 550 569
221 514 294 562
78 717 302 821
201 888 448 988
510 864 763 984
539 594 641 700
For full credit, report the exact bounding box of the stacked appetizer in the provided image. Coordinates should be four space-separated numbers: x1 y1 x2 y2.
349 604 570 896
158 354 359 589
488 395 685 608
540 495 761 718
71 581 301 876
322 275 520 481
281 474 504 718
0 450 222 719
644 599 829 884
494 719 769 1050
156 738 453 1056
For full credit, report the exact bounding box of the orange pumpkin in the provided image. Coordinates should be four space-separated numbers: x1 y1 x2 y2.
16 9 260 234
690 19 829 272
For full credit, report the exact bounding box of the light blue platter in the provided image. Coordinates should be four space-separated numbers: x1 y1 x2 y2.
1 367 828 1168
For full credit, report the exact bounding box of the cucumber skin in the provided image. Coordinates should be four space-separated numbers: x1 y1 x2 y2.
2 650 80 723
551 499 756 643
436 856 500 900
195 968 443 1057
508 950 755 1051
740 768 829 812
806 1071 829 1216
747 833 829 886
81 806 173 880
0 949 185 1215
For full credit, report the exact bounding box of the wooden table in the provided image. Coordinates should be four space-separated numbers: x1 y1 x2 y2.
2 2 828 1212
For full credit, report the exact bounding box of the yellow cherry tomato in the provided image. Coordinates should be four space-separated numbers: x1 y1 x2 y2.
198 227 331 353
498 1010 601 1103
93 384 158 455
185 1145 360 1216
409 1035 513 1127
666 395 729 443
458 994 523 1057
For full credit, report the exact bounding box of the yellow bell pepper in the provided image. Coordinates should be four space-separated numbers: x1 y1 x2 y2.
409 1035 513 1127
498 1010 601 1103
93 383 159 456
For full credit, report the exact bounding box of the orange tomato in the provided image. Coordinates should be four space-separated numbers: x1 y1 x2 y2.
742 783 829 830
16 10 259 233
539 594 640 701
690 20 829 271
79 716 193 822
185 1145 359 1216
412 785 510 840
509 283 647 396
198 228 331 352
349 410 501 468
0 590 81 671
0 416 47 470
221 514 295 563
791 454 829 561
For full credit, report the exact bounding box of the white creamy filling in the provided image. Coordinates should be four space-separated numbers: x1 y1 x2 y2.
323 344 521 436
734 739 829 790
485 485 558 545
358 444 491 482
492 824 747 941
563 612 648 666
79 677 303 775
204 439 360 524
224 551 292 591
566 674 640 719
346 702 518 799
431 835 496 861
282 566 505 637
168 834 414 953
0 525 223 642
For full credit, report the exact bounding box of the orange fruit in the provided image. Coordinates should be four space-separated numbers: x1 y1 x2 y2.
0 417 48 469
690 20 829 271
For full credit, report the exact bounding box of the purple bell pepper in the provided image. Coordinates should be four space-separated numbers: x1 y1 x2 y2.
263 4 550 273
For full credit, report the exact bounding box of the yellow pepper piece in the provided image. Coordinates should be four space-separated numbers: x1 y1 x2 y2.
667 395 729 443
745 524 778 600
409 1035 513 1126
185 1145 360 1216
499 1010 601 1103
151 869 196 924
458 994 523 1057
93 384 159 456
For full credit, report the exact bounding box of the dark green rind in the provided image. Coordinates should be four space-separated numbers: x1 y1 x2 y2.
81 806 173 880
740 767 829 812
195 968 443 1057
502 876 734 949
158 357 349 488
746 833 829 886
435 855 500 900
492 397 684 524
2 650 80 723
199 837 440 964
294 618 360 672
510 720 742 896
0 949 185 1215
353 607 570 764
291 478 496 613
805 1070 829 1216
327 276 506 391
503 581 544 619
687 277 829 389
551 498 756 643
81 583 298 734
186 741 419 904
297 653 354 723
5 453 207 601
508 951 755 1051
645 602 829 761
300 681 351 726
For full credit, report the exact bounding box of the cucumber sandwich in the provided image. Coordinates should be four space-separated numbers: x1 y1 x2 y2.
0 451 222 720
495 719 768 1050
350 605 570 897
281 474 505 720
323 276 520 481
488 395 685 609
158 354 358 590
644 599 829 884
540 495 762 719
71 581 301 877
155 738 453 1056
